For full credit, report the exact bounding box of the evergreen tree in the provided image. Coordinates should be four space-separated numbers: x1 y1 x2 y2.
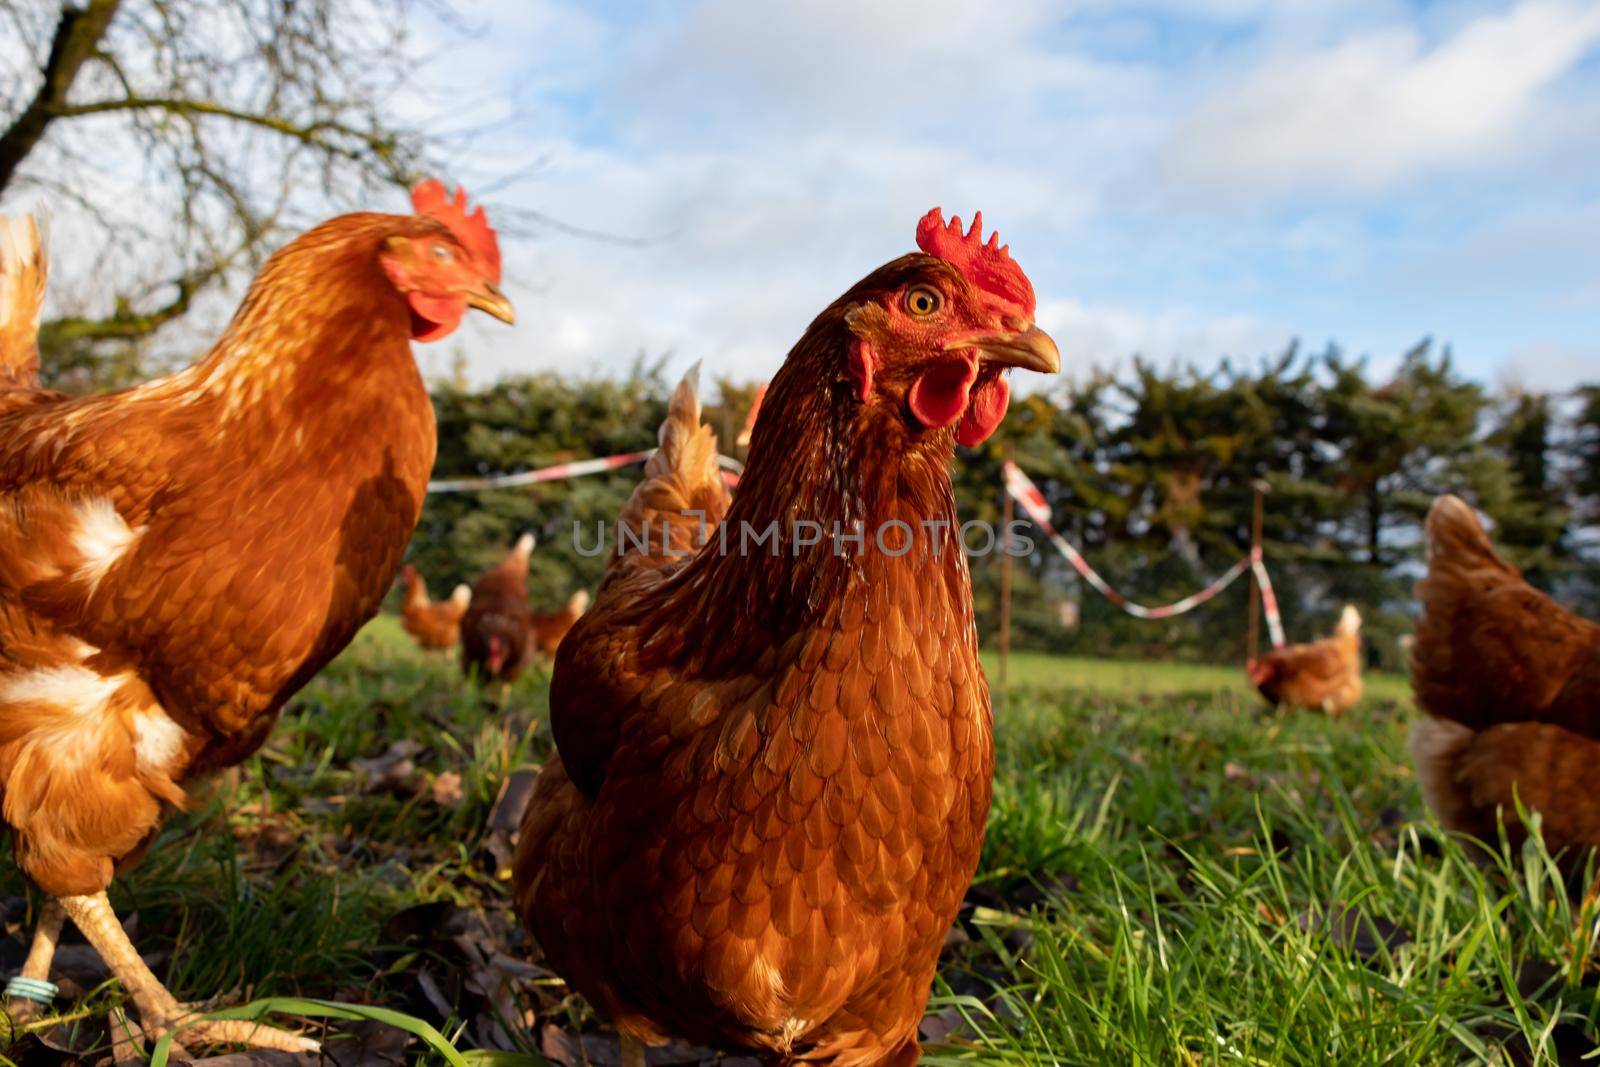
1483 391 1568 581
398 348 1595 665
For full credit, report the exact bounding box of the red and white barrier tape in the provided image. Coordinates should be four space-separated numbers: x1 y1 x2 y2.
1004 461 1285 645
428 451 1284 645
1250 552 1286 648
428 451 744 494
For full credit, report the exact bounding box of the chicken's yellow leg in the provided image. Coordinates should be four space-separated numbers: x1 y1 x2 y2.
56 892 319 1054
5 898 65 1022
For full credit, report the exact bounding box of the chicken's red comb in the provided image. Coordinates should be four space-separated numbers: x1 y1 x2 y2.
915 208 1035 316
411 179 501 282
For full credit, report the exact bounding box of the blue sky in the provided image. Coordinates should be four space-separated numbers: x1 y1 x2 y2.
419 0 1600 390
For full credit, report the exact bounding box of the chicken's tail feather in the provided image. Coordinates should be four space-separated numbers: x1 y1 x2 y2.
1413 494 1600 734
0 214 47 391
1414 496 1521 678
612 363 730 574
1424 496 1510 576
647 364 719 493
487 533 535 584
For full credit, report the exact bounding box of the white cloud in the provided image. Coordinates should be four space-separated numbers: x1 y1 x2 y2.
16 0 1593 396
439 0 1600 390
451 126 1105 385
1159 0 1600 204
606 0 1074 145
1500 341 1600 389
437 0 1165 384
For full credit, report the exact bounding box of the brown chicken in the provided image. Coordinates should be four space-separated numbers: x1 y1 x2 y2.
1410 495 1600 852
1247 604 1364 715
0 183 511 1053
513 209 1059 1066
400 564 472 651
530 589 589 659
460 533 537 685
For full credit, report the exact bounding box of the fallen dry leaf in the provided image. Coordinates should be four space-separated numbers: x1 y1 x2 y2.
483 768 540 877
352 740 424 794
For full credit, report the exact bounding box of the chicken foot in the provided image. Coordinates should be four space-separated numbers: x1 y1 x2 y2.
56 892 319 1054
5 898 66 1023
621 1034 646 1067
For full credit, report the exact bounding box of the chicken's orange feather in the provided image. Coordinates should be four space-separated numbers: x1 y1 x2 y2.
1410 495 1600 855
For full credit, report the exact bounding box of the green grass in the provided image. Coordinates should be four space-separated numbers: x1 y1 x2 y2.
942 664 1596 1065
984 649 1415 705
2 621 1592 1065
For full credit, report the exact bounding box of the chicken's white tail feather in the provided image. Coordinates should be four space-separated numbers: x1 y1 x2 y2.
0 213 47 390
1337 604 1361 635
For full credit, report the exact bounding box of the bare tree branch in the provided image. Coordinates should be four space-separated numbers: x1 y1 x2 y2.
41 258 221 344
45 96 407 175
0 0 122 191
0 0 449 387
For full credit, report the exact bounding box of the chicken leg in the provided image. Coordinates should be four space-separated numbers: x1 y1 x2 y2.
55 892 319 1054
5 898 65 1023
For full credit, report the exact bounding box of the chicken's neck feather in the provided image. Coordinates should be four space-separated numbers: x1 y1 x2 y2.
142 214 420 430
0 214 434 510
660 315 974 672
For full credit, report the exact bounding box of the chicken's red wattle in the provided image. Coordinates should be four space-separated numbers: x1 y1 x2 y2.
908 354 1011 446
957 375 1010 446
407 292 465 341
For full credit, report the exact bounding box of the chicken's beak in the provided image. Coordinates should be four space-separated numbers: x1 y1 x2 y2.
954 319 1060 375
467 282 516 325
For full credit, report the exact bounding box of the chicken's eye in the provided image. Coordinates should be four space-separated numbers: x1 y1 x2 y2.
905 286 942 317
430 243 454 262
